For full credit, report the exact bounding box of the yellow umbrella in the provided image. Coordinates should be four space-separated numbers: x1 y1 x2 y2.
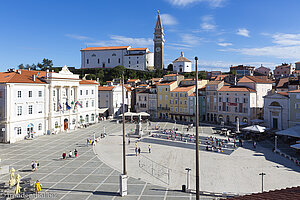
14 174 21 194
8 168 16 187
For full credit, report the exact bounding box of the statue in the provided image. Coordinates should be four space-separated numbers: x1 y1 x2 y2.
8 168 16 187
14 174 21 194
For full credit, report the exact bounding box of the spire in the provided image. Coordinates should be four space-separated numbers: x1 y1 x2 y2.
155 10 163 30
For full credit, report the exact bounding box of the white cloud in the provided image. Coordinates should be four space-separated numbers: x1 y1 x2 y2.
201 15 216 31
222 32 300 60
180 33 203 46
87 35 152 47
217 42 232 47
160 14 178 25
65 34 93 41
167 0 226 8
237 28 250 37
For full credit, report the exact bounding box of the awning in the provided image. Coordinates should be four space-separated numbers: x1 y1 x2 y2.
98 108 108 113
139 112 150 117
276 125 300 138
291 143 300 150
242 125 268 133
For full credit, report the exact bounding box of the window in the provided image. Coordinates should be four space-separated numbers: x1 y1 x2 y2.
129 61 131 64
53 103 56 111
17 91 21 98
87 59 89 64
185 93 187 97
98 59 100 64
171 93 173 97
175 100 178 104
28 105 33 114
118 58 121 63
91 114 95 121
180 108 183 112
86 101 88 107
86 90 88 95
180 100 182 104
175 107 178 112
219 97 222 102
144 96 147 101
243 98 248 103
137 65 139 68
39 91 42 97
219 106 222 111
165 88 168 92
159 95 162 100
80 90 82 95
175 93 178 97
235 98 239 103
137 60 139 64
53 90 55 96
108 58 110 63
16 127 21 135
180 93 182 97
55 121 59 128
184 100 187 105
226 98 229 103
165 95 168 100
72 119 76 124
92 100 94 107
235 107 238 112
38 123 42 130
184 108 187 112
17 106 22 116
171 107 173 111
92 90 94 95
170 99 173 104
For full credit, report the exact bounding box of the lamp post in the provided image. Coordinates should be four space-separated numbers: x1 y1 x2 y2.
259 172 266 193
275 135 278 151
120 71 128 196
185 168 191 192
195 56 200 200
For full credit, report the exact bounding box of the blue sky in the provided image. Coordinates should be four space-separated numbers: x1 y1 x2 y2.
1 0 300 72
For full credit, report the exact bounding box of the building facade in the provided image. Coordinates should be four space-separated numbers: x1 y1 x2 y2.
81 46 153 71
172 52 192 73
288 90 300 127
264 92 289 130
0 67 98 143
273 63 295 79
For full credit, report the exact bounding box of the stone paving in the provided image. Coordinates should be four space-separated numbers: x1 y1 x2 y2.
0 122 216 200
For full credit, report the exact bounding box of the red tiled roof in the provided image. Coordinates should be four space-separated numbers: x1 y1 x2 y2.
239 76 273 84
79 80 98 85
219 85 256 92
127 79 140 82
189 92 196 97
173 56 192 63
81 46 130 51
207 80 223 85
171 85 195 92
164 73 182 77
157 81 177 86
224 186 300 200
0 70 48 84
98 86 115 91
276 77 289 88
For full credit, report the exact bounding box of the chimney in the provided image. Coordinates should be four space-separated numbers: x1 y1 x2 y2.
32 74 36 82
17 70 21 74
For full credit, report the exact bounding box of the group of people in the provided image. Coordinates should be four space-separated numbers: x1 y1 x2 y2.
129 140 152 156
62 149 78 159
31 161 39 172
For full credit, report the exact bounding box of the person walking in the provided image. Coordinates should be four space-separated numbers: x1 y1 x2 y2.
69 151 72 158
74 149 78 158
31 161 35 172
135 147 138 156
253 141 256 149
35 180 41 193
86 138 89 147
148 145 151 153
62 152 66 160
138 147 141 155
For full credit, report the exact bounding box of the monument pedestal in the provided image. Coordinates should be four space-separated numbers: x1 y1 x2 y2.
119 174 128 196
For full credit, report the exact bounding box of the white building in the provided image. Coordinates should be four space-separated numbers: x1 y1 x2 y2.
264 92 289 130
98 85 131 118
81 46 153 71
172 52 192 73
0 66 98 143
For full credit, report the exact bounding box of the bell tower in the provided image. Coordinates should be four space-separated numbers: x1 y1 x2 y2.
154 10 165 70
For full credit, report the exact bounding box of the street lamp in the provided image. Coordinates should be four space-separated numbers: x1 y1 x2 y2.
185 168 191 192
195 56 200 200
120 71 127 196
275 135 278 151
259 172 266 193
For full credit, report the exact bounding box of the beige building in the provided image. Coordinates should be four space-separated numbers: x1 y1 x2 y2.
206 80 224 122
169 85 195 122
288 89 300 127
136 90 149 113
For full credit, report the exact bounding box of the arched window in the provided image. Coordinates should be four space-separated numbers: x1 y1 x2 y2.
55 121 59 128
86 115 89 123
72 119 76 125
38 123 42 130
270 101 281 107
243 117 248 123
91 114 95 121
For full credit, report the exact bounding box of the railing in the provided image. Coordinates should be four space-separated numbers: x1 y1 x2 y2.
138 155 171 185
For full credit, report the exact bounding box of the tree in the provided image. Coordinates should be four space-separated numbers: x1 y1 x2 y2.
38 58 53 70
18 64 24 69
25 64 31 70
167 64 173 71
86 74 97 80
111 65 126 79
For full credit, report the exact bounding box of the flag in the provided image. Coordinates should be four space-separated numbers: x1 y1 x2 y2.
59 103 62 110
75 101 83 108
66 101 71 110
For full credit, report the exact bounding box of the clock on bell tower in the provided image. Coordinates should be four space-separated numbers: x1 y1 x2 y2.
153 10 165 70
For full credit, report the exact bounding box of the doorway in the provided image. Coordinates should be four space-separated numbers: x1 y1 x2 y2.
272 118 278 129
64 119 68 130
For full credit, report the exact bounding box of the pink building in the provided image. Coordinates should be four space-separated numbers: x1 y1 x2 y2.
255 66 271 76
273 63 295 79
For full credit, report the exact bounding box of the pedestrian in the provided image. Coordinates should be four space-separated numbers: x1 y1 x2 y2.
69 151 72 158
128 138 130 145
135 147 138 156
148 145 151 153
253 141 256 149
74 149 78 158
34 161 39 171
35 180 41 193
86 138 89 147
31 161 35 172
138 147 141 155
62 152 66 159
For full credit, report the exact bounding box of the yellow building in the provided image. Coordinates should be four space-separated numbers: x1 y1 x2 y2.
169 85 195 122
